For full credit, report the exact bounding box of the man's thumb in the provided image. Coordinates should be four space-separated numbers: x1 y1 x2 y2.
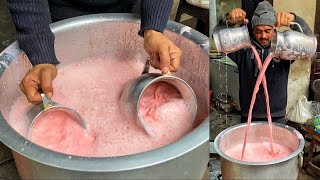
159 48 170 74
40 70 54 98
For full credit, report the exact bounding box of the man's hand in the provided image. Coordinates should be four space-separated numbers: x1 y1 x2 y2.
143 30 182 74
19 64 57 104
227 8 249 25
276 12 295 27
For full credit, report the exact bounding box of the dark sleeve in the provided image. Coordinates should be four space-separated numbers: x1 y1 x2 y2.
290 14 313 36
227 51 241 65
6 0 59 66
138 0 173 37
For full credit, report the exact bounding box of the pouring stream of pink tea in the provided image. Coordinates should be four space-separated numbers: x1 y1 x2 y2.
240 45 275 160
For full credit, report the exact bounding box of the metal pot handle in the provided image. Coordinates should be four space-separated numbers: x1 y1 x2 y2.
298 152 304 168
290 22 304 33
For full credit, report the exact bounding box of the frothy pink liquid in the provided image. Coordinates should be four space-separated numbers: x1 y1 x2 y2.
226 141 292 162
139 82 194 137
8 56 194 157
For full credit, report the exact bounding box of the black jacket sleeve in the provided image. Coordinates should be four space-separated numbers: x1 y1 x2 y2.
139 0 173 36
6 0 60 66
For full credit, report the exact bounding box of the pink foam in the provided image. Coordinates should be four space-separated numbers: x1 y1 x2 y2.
7 56 194 157
226 141 292 162
139 82 194 140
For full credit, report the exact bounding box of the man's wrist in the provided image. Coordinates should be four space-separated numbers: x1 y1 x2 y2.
144 29 162 38
32 61 59 67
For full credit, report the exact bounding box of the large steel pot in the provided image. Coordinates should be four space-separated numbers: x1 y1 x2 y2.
0 14 209 179
214 122 305 179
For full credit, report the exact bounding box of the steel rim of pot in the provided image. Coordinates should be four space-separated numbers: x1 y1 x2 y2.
214 122 305 166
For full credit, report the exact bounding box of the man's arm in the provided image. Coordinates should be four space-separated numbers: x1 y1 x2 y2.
139 0 181 74
6 0 58 104
139 0 173 36
7 0 59 66
276 12 313 36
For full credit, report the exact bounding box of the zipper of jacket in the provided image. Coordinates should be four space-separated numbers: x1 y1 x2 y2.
252 40 268 77
252 40 269 61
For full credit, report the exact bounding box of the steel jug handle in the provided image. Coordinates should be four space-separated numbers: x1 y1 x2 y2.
143 57 171 76
40 93 53 110
37 89 53 110
142 57 151 75
290 22 304 33
225 19 230 29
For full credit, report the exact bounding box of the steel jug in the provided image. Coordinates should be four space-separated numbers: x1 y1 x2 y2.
213 22 251 54
271 22 317 60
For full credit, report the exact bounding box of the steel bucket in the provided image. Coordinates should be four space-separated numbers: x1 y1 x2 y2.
0 14 209 179
214 122 305 179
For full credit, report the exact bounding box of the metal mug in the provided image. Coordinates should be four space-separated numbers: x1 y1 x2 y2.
119 60 198 137
271 22 317 60
213 23 251 54
27 93 87 138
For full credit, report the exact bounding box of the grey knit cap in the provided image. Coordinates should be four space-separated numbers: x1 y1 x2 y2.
252 1 276 28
